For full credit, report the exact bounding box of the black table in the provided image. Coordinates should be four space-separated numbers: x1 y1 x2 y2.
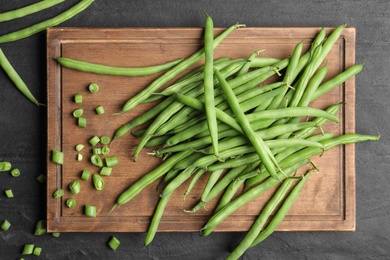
1 1 389 259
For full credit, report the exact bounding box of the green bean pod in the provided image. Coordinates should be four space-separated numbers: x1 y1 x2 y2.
0 0 65 23
54 57 183 77
0 0 94 43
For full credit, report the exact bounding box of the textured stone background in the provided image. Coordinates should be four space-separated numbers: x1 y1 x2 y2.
0 0 389 259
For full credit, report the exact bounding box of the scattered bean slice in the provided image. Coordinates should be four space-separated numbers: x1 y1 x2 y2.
53 189 64 198
84 204 96 217
10 168 20 177
5 189 14 198
1 220 11 231
88 83 99 93
66 198 76 208
108 236 120 250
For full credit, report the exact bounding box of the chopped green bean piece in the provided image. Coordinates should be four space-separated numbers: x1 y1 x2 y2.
80 170 91 181
78 117 87 128
68 180 81 194
100 167 112 176
66 198 76 208
75 144 84 151
72 108 83 118
33 247 42 256
0 161 12 172
105 156 118 167
100 136 110 144
51 150 64 165
95 105 105 115
1 220 11 231
108 236 120 251
10 168 20 177
74 93 82 103
34 220 46 236
22 244 34 255
89 136 100 146
53 189 64 198
77 154 83 161
5 189 14 198
91 155 103 167
92 148 102 155
101 146 110 155
93 174 105 190
36 174 46 184
51 232 61 237
84 204 96 217
88 83 99 93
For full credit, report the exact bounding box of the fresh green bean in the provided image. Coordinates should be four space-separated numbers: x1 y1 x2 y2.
100 166 112 176
108 236 121 251
226 177 295 260
200 169 225 203
105 156 119 167
0 48 43 106
78 117 86 128
237 50 260 76
5 189 14 198
22 244 35 255
110 150 193 213
53 189 64 198
55 57 183 77
184 168 206 201
0 0 65 23
0 161 12 172
159 167 197 197
89 136 100 146
112 81 200 142
69 179 81 194
84 204 97 217
66 198 76 208
73 108 84 118
249 57 281 68
93 174 105 190
1 220 11 231
119 23 245 113
51 150 64 164
74 93 82 104
95 105 105 115
0 0 94 43
311 63 363 101
80 170 91 181
34 220 47 236
91 155 103 167
249 171 311 248
298 63 328 107
215 68 281 180
33 247 42 256
10 168 20 177
145 194 171 247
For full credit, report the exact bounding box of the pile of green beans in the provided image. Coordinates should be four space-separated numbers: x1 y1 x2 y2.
48 12 378 258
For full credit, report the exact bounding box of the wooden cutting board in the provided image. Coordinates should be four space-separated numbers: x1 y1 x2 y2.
46 26 356 233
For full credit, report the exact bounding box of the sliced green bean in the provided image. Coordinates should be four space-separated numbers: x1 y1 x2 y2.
53 189 64 198
93 174 105 190
34 220 47 235
88 83 99 93
80 170 91 181
0 48 43 106
74 93 82 104
0 162 12 172
55 57 183 77
119 23 245 113
1 220 11 231
105 156 118 167
0 0 65 23
5 189 14 198
22 244 35 255
78 117 86 128
95 105 105 115
69 179 81 194
108 236 121 251
51 150 64 164
84 204 97 217
0 0 94 43
10 168 20 177
91 155 103 167
33 247 42 256
66 198 76 208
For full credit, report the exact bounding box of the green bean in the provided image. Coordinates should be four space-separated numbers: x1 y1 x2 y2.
1 220 11 231
298 63 328 107
5 189 14 198
105 156 119 167
69 179 81 194
226 177 295 260
0 0 65 23
84 204 97 218
55 57 183 77
145 194 171 247
132 63 242 160
200 162 300 236
112 81 201 142
74 93 82 104
10 168 20 177
246 106 339 123
249 171 311 248
78 117 86 128
110 149 193 213
108 236 121 251
249 57 281 68
89 136 100 146
237 50 261 76
100 167 112 176
215 68 281 180
100 136 111 145
53 189 64 198
66 198 76 208
200 169 225 203
95 105 105 115
311 63 363 101
34 220 47 236
91 155 103 167
159 167 197 197
93 174 105 190
0 161 12 172
80 170 91 181
33 247 42 256
119 23 245 113
184 169 206 201
72 108 83 118
51 150 64 164
0 48 43 106
0 0 94 43
145 135 172 147
22 244 35 255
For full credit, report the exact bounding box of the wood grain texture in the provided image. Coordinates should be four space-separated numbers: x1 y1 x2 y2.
46 27 355 233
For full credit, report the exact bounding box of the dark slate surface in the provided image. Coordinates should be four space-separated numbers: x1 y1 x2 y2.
0 0 389 259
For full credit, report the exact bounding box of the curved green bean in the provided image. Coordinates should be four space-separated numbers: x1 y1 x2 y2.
0 0 65 23
54 57 184 77
0 0 94 43
0 48 43 106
